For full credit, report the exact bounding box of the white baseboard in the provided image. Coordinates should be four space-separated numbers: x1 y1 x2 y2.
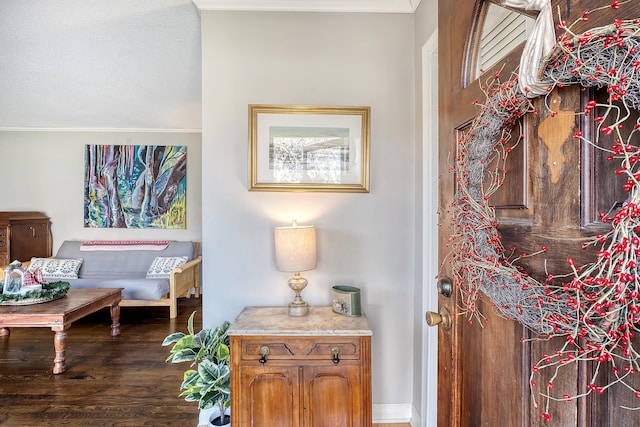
199 404 419 426
372 403 413 423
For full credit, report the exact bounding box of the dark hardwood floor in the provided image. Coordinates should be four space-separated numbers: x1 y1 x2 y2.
0 298 202 426
0 297 409 426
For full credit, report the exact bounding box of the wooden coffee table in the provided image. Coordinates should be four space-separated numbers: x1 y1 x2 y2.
0 287 123 374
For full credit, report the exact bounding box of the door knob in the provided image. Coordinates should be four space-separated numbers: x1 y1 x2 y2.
437 278 453 297
426 307 452 330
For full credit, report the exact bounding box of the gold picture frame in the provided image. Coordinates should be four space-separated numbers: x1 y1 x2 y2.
249 105 370 192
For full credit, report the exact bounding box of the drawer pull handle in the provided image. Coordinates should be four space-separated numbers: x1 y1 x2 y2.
331 346 340 365
259 346 269 365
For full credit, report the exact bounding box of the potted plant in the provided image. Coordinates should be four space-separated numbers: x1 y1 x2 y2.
163 312 231 427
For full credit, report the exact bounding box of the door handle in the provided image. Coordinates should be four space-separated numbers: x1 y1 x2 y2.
425 306 452 330
331 346 340 365
259 346 269 364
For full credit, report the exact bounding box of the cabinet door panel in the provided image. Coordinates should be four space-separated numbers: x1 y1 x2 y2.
240 366 300 426
10 223 51 261
304 365 361 427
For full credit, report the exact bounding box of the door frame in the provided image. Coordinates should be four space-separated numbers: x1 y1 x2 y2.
421 30 439 427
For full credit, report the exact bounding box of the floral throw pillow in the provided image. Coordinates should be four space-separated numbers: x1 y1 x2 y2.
28 258 84 280
146 256 188 279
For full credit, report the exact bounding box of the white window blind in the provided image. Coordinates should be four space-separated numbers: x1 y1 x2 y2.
477 3 534 77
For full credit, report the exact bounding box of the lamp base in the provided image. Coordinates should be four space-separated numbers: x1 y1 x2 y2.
287 273 310 316
288 300 309 317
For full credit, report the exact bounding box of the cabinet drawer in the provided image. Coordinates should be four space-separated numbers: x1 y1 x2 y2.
239 336 361 362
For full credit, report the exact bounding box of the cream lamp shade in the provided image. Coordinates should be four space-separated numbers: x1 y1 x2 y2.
274 225 317 272
274 221 317 316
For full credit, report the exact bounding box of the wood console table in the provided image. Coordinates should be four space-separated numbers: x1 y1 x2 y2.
0 288 123 374
229 306 373 426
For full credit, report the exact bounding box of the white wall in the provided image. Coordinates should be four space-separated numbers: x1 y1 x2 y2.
0 131 202 252
200 10 416 416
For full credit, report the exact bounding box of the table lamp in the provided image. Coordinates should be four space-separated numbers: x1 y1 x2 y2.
274 220 317 316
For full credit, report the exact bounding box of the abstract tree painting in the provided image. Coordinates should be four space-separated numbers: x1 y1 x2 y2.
84 145 187 229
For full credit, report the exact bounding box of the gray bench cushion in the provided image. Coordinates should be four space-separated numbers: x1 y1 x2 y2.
53 240 196 300
55 240 195 280
66 278 170 300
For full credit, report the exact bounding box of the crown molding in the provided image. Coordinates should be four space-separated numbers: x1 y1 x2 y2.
192 0 422 13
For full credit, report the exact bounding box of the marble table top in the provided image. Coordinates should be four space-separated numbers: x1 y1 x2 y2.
228 306 372 336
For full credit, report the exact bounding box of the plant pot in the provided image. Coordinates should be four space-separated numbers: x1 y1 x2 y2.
199 407 231 427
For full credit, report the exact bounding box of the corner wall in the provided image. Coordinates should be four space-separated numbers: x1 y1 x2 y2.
200 11 416 416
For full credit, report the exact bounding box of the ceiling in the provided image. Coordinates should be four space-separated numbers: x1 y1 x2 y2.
0 0 422 130
0 0 202 130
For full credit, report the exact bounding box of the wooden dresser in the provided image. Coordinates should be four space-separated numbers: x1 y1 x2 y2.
229 306 373 427
0 211 52 266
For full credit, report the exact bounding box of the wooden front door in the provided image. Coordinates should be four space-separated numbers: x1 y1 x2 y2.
436 0 640 425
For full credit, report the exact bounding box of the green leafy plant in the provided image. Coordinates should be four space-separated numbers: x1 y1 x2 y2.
163 312 231 425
